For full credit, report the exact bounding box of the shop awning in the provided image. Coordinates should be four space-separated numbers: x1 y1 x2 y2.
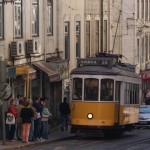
48 59 69 79
16 65 37 80
140 71 150 80
32 61 60 82
16 65 36 75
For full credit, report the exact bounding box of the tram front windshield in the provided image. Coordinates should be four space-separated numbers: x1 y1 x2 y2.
72 78 114 101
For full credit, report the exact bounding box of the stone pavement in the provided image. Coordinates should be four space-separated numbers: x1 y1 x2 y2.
0 127 74 150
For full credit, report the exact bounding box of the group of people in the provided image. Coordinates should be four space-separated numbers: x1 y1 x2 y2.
5 94 71 143
6 95 51 143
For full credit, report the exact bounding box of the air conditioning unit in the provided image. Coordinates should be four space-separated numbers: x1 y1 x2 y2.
26 39 40 54
10 41 25 57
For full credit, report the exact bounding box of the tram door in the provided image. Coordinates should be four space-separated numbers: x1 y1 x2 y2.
115 81 121 124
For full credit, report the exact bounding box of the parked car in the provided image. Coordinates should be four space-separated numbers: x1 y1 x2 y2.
136 105 150 129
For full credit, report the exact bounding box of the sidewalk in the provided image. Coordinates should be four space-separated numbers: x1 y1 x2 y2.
0 127 75 150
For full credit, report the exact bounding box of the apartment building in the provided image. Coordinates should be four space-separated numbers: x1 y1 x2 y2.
136 0 150 92
0 0 71 126
1 0 149 126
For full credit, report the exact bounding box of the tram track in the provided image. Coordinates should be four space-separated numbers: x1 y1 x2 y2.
118 137 150 150
23 130 150 150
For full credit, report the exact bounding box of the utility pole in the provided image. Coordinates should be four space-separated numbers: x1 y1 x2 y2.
100 0 103 52
0 58 6 145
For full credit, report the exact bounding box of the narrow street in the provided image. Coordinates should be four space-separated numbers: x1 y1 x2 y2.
23 129 150 150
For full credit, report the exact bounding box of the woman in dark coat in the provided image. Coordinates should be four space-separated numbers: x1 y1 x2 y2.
20 100 33 143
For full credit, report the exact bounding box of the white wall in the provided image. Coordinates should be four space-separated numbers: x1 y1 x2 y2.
57 0 85 71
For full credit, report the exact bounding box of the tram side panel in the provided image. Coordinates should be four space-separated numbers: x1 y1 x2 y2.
71 102 119 127
119 105 140 125
119 81 140 126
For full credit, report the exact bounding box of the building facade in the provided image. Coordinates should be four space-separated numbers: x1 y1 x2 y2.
0 0 150 131
0 0 69 127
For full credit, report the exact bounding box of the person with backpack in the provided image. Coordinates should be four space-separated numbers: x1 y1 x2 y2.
40 101 52 141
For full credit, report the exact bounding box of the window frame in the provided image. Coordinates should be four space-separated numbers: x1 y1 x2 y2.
47 0 53 36
64 21 70 60
32 0 39 37
76 21 81 58
86 21 90 57
14 0 23 38
0 0 4 39
95 20 99 54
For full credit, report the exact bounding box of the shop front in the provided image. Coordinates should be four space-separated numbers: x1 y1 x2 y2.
9 65 37 99
48 59 69 126
140 72 150 104
32 60 69 127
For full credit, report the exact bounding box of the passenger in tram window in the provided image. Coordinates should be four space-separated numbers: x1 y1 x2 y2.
73 91 82 100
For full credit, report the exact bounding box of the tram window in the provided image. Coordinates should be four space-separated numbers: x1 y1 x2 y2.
72 78 82 100
125 83 140 104
129 83 133 104
100 79 114 101
137 84 140 104
84 78 99 101
115 82 121 101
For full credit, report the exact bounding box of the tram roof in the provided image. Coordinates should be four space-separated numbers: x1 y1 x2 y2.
70 65 140 78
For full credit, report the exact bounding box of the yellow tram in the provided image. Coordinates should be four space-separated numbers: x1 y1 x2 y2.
70 53 141 137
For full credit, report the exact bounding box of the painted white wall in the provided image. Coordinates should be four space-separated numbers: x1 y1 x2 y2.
121 0 136 64
57 0 85 72
1 0 58 66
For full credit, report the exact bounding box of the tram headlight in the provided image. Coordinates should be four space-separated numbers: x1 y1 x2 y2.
87 113 93 119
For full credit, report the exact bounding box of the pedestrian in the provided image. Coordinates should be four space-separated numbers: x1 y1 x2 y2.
28 99 36 142
146 89 150 105
33 96 43 141
59 97 71 131
41 100 52 141
20 100 34 143
16 99 24 141
5 99 18 141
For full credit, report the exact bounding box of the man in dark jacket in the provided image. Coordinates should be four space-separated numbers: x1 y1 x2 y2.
59 97 71 131
33 96 44 140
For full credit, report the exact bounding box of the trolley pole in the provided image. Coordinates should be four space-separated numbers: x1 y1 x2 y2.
0 59 6 145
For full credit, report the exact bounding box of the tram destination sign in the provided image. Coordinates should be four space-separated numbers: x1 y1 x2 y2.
77 58 114 67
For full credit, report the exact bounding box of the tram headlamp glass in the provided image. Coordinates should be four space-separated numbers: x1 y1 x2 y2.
87 113 93 119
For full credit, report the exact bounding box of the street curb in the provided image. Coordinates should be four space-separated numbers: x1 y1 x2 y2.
1 134 75 150
3 136 72 150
